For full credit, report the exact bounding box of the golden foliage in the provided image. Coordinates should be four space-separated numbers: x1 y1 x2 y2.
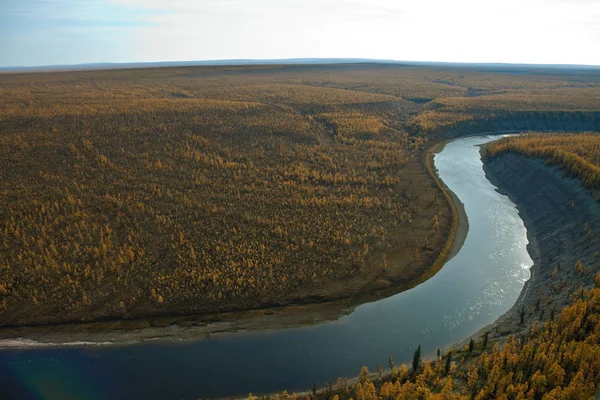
0 66 448 326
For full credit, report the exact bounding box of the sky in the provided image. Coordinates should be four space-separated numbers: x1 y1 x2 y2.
1 0 600 67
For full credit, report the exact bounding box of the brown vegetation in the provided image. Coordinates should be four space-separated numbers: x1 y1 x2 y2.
0 66 450 326
2 64 600 327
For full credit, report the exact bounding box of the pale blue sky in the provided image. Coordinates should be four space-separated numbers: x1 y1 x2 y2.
2 0 600 67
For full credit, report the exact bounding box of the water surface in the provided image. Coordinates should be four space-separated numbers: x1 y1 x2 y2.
0 136 532 400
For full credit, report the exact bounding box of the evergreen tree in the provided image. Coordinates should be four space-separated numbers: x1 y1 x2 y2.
444 350 452 375
412 345 422 374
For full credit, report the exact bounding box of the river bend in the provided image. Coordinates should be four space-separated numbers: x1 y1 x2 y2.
0 136 532 400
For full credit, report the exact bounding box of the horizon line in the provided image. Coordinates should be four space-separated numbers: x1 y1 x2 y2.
2 57 600 73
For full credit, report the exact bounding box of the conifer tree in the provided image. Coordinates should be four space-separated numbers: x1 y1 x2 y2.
412 345 421 375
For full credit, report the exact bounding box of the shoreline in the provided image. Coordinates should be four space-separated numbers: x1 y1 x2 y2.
461 151 600 347
428 140 469 262
0 142 465 349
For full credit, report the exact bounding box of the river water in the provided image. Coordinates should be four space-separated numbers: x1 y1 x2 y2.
0 136 532 400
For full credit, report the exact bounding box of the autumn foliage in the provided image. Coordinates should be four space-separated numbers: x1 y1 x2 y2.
0 66 449 326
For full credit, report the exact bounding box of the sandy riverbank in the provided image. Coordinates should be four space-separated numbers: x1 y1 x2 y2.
428 141 469 262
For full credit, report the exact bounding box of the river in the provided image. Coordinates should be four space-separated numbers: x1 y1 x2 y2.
0 136 533 400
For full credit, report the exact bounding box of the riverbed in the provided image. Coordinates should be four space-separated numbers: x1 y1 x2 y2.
0 136 533 400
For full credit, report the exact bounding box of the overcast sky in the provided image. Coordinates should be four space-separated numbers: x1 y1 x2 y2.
1 0 599 67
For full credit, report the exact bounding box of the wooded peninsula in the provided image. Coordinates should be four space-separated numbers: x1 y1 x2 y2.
2 64 600 330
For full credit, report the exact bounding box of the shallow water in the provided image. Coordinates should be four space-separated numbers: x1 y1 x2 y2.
0 136 533 400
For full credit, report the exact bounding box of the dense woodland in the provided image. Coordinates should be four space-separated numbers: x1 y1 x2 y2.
486 133 600 192
0 66 444 326
1 64 600 326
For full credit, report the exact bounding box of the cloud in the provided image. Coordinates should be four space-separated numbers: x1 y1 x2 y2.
1 0 599 66
108 0 407 23
2 0 155 30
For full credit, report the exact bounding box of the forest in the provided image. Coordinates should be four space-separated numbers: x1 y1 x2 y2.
1 64 600 327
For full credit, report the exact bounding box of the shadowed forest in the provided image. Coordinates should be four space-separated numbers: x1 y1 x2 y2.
486 133 600 192
1 64 600 328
